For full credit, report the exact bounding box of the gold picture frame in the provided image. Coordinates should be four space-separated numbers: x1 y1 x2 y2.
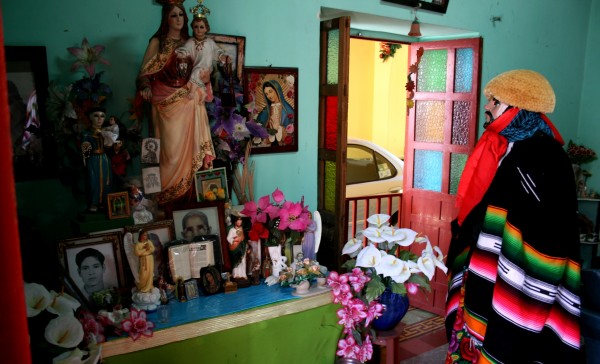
107 191 130 220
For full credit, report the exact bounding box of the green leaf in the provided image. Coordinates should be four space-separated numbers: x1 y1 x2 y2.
407 274 431 292
390 281 408 295
365 278 385 303
341 259 356 270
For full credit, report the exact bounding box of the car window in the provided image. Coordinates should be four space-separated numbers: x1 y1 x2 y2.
347 144 394 184
347 145 377 184
375 153 397 180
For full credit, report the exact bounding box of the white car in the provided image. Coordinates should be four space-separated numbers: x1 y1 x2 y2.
346 138 404 198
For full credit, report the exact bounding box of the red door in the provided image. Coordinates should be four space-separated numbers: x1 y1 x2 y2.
401 38 482 316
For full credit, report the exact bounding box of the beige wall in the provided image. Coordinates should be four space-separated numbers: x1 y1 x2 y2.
349 38 408 159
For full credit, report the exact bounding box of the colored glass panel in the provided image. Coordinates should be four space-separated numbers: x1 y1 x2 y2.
414 150 442 192
325 96 338 150
451 101 470 145
417 49 447 92
324 161 336 212
327 29 339 85
454 48 473 92
415 101 444 143
450 153 468 195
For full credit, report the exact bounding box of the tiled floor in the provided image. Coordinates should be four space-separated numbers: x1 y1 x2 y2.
374 308 448 363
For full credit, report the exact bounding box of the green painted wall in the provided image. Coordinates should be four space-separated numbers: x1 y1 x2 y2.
3 0 599 241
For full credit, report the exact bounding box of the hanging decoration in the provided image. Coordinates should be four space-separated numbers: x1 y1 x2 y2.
406 46 424 112
379 42 401 62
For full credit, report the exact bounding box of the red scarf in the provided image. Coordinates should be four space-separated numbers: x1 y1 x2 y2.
455 108 563 225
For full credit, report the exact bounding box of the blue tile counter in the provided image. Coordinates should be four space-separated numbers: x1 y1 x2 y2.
101 283 337 362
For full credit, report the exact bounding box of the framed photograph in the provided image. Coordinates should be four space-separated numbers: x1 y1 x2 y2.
194 167 228 202
6 46 55 181
211 33 245 99
381 0 449 14
243 67 299 154
142 166 162 194
123 220 175 285
141 138 160 164
200 265 223 295
107 191 130 219
184 279 200 300
165 201 231 271
57 233 125 307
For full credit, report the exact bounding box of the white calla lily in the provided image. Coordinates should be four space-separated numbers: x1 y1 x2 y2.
362 227 387 244
417 254 437 280
382 227 418 247
376 254 405 278
47 291 81 316
355 244 382 268
25 282 52 317
341 238 363 258
390 260 413 283
44 314 84 348
52 345 102 364
366 214 391 228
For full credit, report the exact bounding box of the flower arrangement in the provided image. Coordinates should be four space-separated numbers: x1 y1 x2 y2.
566 140 597 165
25 282 102 364
406 46 424 111
241 188 311 248
379 42 402 62
279 258 324 287
327 214 448 363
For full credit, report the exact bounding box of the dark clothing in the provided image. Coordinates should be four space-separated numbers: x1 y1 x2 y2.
445 134 581 363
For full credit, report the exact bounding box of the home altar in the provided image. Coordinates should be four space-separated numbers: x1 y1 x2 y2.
101 282 340 363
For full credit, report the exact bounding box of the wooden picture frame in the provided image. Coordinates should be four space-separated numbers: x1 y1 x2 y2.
211 33 245 85
382 0 449 14
243 67 299 154
123 220 175 285
57 233 125 307
107 191 130 220
200 265 223 295
194 167 228 202
165 201 231 271
5 45 55 181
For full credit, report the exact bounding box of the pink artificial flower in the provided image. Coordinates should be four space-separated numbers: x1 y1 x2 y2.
348 268 371 293
334 290 354 306
271 188 285 204
242 194 272 223
405 282 419 295
278 201 309 231
77 310 105 344
120 308 155 341
336 335 360 359
364 301 384 327
336 306 357 334
67 37 110 78
327 271 350 297
286 124 295 134
357 335 374 362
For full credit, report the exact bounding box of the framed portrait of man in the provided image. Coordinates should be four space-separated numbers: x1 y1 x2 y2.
57 233 125 307
165 201 231 271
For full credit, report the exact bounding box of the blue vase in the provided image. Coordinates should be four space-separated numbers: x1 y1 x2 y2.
372 289 409 331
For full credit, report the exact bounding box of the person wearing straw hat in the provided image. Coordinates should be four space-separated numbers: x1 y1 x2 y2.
445 70 581 363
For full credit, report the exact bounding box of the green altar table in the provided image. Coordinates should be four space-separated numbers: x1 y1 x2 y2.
102 286 341 364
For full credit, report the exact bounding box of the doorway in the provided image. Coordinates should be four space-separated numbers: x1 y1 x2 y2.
349 38 408 160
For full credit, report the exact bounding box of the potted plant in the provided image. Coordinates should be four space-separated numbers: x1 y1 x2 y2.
328 213 448 363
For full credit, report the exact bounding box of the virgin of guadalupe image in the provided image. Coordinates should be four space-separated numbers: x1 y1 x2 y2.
254 79 295 147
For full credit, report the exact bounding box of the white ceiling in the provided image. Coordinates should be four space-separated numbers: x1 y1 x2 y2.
320 7 475 39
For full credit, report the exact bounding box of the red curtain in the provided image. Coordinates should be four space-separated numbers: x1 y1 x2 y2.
0 6 32 364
